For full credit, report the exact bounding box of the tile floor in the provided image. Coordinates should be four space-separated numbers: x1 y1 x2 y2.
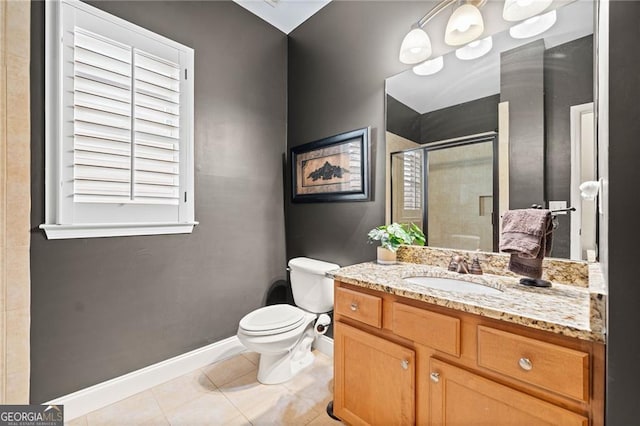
66 350 339 426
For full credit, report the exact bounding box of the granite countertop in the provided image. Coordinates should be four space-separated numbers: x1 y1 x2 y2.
330 261 606 343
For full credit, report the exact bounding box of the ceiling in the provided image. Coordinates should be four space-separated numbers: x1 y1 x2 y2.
233 0 332 34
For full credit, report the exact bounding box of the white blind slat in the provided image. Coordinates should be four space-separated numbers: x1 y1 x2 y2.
136 119 180 139
135 106 179 127
75 62 131 89
74 180 131 196
74 28 131 63
134 132 179 150
75 77 131 103
135 158 179 175
135 52 180 80
74 92 131 116
75 165 131 183
136 170 179 186
75 106 131 130
135 183 179 198
75 151 131 170
135 144 179 162
136 80 180 104
74 121 131 142
75 136 131 157
136 67 180 92
74 47 131 77
135 93 180 115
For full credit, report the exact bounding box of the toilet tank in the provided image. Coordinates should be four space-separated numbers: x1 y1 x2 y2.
288 257 339 314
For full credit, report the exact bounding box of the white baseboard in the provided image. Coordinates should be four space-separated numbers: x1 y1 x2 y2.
313 334 334 358
46 336 245 421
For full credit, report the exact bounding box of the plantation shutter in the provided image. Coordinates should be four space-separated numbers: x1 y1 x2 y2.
71 29 181 205
133 50 181 205
43 0 195 238
403 151 422 210
73 28 133 203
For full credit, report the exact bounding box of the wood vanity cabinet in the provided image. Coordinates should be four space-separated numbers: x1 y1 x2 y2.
333 281 604 426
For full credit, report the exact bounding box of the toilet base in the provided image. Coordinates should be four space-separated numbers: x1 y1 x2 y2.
257 333 315 384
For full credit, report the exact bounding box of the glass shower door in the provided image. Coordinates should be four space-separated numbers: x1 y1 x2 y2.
426 140 495 252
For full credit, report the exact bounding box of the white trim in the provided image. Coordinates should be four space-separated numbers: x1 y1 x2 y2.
40 222 198 239
46 336 245 421
570 102 595 260
313 335 334 358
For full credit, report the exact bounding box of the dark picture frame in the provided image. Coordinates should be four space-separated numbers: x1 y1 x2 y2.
291 127 370 203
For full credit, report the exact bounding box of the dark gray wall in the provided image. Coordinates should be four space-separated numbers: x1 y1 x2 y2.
386 95 421 143
606 2 640 424
30 0 287 403
420 94 499 144
501 40 546 210
544 36 594 258
286 1 433 266
386 94 499 145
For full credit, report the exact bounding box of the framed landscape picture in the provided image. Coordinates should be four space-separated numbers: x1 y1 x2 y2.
291 127 370 203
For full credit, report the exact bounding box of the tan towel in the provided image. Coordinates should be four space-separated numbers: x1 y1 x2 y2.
500 209 553 279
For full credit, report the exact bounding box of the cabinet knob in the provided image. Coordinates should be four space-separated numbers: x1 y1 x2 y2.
518 357 533 371
430 372 440 383
400 359 409 370
350 302 358 311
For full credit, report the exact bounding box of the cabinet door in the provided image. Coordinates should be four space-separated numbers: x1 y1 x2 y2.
429 359 588 426
335 321 415 425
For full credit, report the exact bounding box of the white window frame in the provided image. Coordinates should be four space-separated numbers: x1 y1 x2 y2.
42 0 197 239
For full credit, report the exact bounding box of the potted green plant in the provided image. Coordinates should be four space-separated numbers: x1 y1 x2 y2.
367 223 426 264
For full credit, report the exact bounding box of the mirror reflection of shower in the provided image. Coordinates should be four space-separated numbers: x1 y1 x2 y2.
391 133 498 252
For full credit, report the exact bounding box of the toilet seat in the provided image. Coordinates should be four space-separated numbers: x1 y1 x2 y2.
239 305 306 336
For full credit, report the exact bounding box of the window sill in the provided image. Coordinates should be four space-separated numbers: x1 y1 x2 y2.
39 222 199 239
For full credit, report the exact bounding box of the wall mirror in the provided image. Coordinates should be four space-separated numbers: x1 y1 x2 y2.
386 0 596 260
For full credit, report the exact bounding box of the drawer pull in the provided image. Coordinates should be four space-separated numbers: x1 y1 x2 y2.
350 302 358 311
400 359 409 370
430 372 440 383
518 357 533 371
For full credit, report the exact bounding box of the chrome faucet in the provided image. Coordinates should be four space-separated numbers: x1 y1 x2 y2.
448 254 483 275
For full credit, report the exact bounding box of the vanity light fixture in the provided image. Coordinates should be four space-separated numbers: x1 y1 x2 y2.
455 36 492 60
399 0 487 65
412 56 444 76
503 0 552 22
509 9 557 39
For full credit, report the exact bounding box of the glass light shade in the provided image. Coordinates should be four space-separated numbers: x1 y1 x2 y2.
444 4 484 46
455 36 493 60
503 0 553 22
399 28 433 64
509 10 557 39
412 56 444 76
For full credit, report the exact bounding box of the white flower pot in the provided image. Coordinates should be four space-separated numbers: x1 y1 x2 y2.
377 246 397 265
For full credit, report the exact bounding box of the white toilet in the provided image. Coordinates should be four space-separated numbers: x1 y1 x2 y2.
237 257 338 384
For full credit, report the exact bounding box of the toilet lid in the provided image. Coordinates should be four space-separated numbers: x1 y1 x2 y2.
239 305 306 334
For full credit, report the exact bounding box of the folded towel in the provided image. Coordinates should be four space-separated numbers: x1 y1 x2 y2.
500 209 553 279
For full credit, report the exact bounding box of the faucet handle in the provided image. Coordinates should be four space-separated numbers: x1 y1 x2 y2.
470 256 483 275
456 257 469 274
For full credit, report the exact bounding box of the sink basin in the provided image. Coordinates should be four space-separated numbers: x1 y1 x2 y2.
403 276 502 295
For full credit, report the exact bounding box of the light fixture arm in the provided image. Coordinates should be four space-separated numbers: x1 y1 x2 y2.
417 0 458 28
416 0 487 28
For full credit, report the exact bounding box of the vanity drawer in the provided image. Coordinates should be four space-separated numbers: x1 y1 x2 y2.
335 287 382 328
477 326 589 401
392 302 460 356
